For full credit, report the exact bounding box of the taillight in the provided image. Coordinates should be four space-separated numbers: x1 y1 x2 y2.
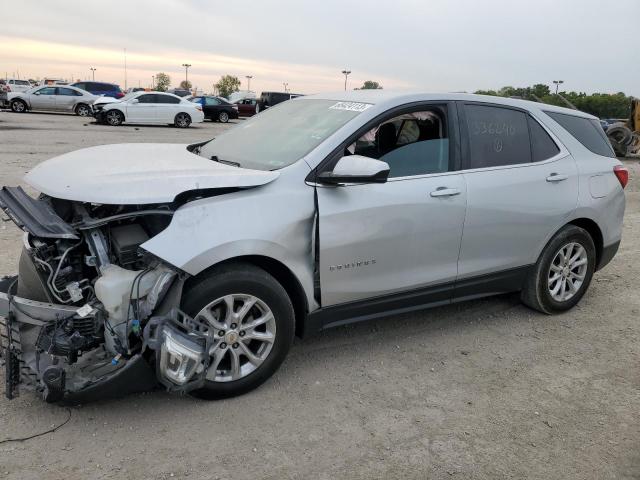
614 165 629 189
115 92 124 99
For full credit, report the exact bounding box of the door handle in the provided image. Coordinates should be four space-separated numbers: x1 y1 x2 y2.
546 173 568 182
430 187 461 197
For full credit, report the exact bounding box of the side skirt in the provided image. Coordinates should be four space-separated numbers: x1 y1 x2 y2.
303 265 532 336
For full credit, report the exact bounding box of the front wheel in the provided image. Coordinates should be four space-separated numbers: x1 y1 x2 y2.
521 225 596 314
105 109 124 126
182 263 294 399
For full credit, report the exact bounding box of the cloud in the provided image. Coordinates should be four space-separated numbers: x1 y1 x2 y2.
0 0 637 96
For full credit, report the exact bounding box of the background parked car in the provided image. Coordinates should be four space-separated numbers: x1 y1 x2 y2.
190 95 238 122
72 81 124 99
235 97 258 117
257 91 303 112
4 79 32 93
167 88 191 97
8 85 97 116
95 91 204 127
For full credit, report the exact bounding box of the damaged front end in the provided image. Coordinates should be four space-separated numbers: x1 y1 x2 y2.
0 187 211 403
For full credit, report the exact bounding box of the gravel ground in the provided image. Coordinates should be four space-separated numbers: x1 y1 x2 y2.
0 111 638 480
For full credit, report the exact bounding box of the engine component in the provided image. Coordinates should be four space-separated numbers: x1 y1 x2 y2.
95 264 176 354
42 365 66 403
110 224 149 266
36 315 101 362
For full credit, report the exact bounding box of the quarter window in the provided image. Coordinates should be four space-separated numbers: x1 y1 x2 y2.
528 116 560 161
545 111 616 158
465 104 531 168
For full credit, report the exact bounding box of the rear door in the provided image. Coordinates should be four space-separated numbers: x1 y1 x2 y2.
54 87 79 111
29 86 57 110
455 102 578 296
155 94 182 122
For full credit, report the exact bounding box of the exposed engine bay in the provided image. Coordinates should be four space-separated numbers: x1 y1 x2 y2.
0 186 214 403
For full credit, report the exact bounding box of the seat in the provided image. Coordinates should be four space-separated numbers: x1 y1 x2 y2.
376 123 397 156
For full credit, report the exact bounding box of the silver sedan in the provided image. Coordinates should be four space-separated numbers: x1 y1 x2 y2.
6 85 97 116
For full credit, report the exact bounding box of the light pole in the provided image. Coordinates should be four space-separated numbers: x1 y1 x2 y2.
90 67 96 81
553 80 564 94
182 63 192 86
124 48 127 90
152 75 155 89
341 69 351 91
246 75 253 92
283 82 288 93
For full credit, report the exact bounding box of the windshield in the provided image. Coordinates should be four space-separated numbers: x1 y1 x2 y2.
199 99 370 170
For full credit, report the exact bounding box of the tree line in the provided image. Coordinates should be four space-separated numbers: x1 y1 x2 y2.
475 84 633 119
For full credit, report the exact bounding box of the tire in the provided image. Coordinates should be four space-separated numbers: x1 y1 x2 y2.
11 99 27 113
181 262 295 399
174 112 192 128
75 103 91 117
105 109 124 126
218 111 229 123
521 225 596 314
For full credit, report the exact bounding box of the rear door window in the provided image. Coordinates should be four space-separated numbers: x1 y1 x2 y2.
205 97 221 106
464 104 531 168
56 87 81 96
545 111 616 158
156 95 181 104
528 116 560 161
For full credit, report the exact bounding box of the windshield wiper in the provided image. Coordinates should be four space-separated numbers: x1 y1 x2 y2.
210 155 241 168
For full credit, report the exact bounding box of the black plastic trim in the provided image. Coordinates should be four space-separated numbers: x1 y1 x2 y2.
597 241 620 271
0 187 78 240
303 265 533 336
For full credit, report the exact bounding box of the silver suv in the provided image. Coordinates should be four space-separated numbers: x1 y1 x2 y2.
0 92 627 403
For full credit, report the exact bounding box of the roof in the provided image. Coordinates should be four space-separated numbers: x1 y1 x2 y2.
305 90 596 119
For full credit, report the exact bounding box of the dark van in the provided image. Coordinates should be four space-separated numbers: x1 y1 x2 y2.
257 91 303 112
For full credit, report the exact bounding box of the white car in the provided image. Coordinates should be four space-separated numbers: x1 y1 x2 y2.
4 79 32 93
95 91 204 128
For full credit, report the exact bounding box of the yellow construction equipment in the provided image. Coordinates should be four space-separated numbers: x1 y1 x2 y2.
606 97 640 157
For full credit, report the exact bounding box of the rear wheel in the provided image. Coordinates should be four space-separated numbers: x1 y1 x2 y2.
218 111 229 123
11 99 27 113
174 112 192 128
181 263 294 399
521 225 596 314
105 109 124 126
74 103 91 117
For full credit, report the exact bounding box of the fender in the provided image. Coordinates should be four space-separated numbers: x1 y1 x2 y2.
141 162 318 308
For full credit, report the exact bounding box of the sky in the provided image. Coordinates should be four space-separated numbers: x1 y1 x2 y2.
1 0 638 96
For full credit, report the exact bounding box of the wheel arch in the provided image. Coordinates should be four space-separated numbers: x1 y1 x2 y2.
184 255 309 338
11 97 29 109
567 217 603 266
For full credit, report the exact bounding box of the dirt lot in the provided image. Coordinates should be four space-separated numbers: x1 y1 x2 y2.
0 111 638 480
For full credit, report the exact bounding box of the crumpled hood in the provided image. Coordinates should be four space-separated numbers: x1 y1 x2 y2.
25 143 279 204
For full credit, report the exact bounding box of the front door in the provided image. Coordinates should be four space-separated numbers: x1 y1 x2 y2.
317 104 467 307
127 93 157 122
30 87 57 110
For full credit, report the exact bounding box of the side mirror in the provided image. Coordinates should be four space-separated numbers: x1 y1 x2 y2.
317 155 390 185
130 98 139 104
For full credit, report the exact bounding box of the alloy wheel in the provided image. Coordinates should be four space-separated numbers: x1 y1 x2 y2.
219 112 229 123
547 242 589 302
176 113 190 127
196 294 276 382
12 101 25 113
106 110 122 126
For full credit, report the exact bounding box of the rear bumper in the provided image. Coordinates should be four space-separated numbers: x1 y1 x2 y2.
597 240 621 270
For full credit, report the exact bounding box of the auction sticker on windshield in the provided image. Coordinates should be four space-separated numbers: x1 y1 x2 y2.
329 102 373 112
